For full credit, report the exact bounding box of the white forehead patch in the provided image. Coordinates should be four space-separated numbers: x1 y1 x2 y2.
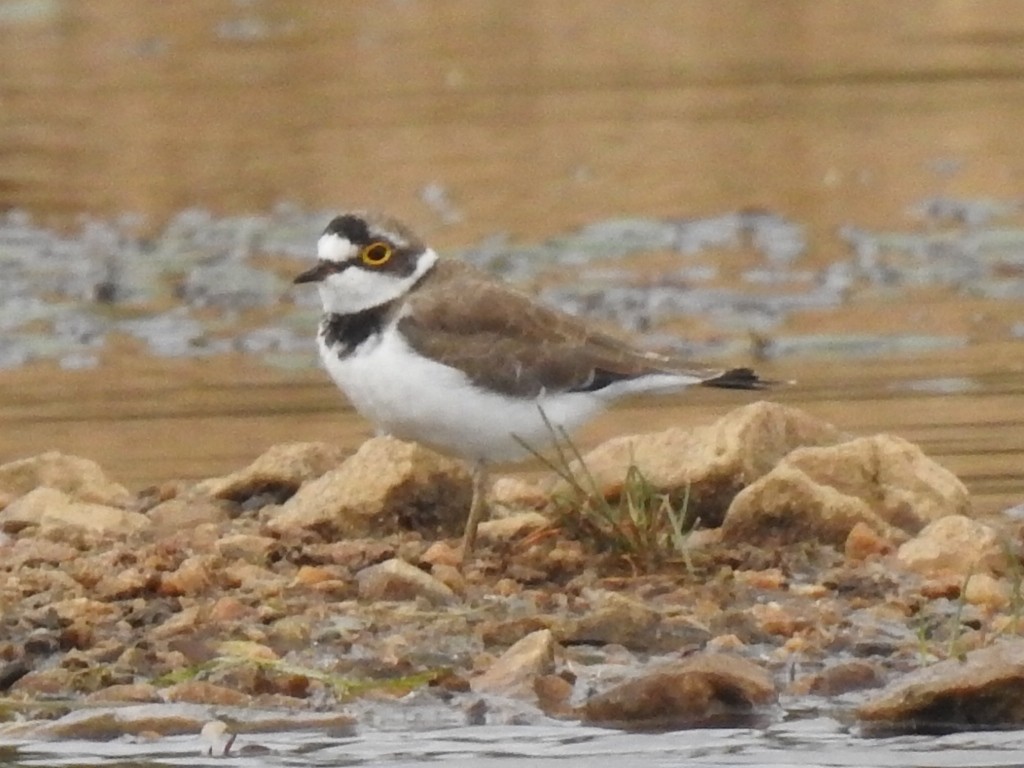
315 247 439 315
318 234 357 263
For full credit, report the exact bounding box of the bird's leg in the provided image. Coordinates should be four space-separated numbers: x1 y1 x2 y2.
460 460 489 563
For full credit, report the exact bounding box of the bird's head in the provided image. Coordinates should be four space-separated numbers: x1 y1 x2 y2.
294 211 438 314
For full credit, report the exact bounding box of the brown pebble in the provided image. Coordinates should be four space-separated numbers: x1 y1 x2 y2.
293 565 335 587
209 596 253 623
845 521 894 560
493 578 520 597
430 563 466 594
86 683 162 703
158 555 214 597
421 540 460 567
735 568 787 590
164 680 251 706
800 660 884 696
534 674 574 716
919 572 963 600
214 533 278 563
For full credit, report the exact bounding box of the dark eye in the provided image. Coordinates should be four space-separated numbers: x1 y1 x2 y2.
361 242 393 266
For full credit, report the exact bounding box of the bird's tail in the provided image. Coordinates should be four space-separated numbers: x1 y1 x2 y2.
702 367 776 390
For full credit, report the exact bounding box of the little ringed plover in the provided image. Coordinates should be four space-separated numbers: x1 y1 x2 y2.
294 212 770 561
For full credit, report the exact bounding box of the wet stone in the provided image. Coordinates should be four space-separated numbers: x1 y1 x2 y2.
0 660 29 692
858 638 1024 733
534 673 575 717
578 653 777 730
472 629 558 699
558 592 662 651
792 660 885 697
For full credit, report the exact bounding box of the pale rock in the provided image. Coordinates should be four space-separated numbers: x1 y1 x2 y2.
215 639 279 662
963 573 1011 610
49 597 120 624
570 402 839 527
477 511 550 543
0 451 131 506
723 434 970 546
356 557 456 606
268 436 471 539
472 629 558 699
897 515 1008 577
222 561 286 594
0 487 150 536
197 442 349 502
94 568 150 601
489 476 550 510
147 497 230 536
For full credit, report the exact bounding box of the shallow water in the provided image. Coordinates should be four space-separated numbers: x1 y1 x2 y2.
2 346 1021 518
3 2 1024 765
5 720 1024 767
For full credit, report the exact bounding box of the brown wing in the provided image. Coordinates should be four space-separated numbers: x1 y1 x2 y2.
399 261 736 398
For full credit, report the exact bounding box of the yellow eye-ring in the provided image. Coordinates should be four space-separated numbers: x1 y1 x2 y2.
361 241 393 266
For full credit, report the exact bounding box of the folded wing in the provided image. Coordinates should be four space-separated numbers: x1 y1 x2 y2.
399 262 768 398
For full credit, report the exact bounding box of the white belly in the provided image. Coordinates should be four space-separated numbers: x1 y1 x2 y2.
318 328 606 463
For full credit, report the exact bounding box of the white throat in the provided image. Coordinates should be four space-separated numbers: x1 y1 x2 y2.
315 238 438 315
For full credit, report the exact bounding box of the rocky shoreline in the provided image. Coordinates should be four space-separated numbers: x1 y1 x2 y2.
0 401 1022 744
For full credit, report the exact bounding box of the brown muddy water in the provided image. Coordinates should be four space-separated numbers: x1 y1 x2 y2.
2 346 1022 521
3 1 1024 765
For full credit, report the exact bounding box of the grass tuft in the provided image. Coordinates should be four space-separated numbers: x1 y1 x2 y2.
514 406 698 572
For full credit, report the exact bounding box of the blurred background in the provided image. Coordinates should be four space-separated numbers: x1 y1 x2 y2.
6 1 1024 235
1 0 1022 509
